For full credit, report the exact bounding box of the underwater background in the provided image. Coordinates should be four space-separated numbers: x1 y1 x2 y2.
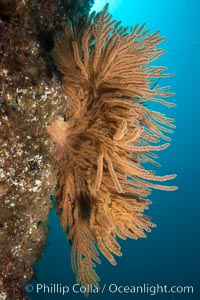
30 0 200 299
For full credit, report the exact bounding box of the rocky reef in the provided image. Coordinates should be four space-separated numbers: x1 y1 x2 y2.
0 0 94 299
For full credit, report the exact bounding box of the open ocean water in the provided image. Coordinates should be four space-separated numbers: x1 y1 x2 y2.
30 0 200 299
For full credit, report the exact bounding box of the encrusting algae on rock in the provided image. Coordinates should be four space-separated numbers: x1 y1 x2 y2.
47 3 178 294
0 0 94 299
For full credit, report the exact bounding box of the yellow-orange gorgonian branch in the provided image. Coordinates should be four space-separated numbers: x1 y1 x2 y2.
48 4 177 294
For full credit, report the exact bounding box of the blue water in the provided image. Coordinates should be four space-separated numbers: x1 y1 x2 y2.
29 0 200 299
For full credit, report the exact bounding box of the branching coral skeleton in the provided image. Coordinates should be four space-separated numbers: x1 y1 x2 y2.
47 4 177 294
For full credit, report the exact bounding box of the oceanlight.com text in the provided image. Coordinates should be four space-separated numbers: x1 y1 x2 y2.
25 282 194 296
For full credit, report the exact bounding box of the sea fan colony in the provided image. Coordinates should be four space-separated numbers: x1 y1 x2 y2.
47 4 177 292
